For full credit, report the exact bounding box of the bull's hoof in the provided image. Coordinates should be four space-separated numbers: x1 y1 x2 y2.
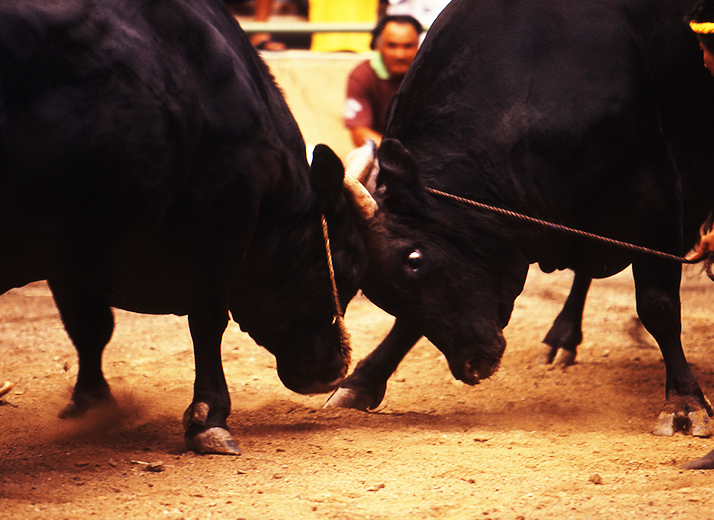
691 410 714 437
323 387 375 411
551 349 576 367
653 409 713 437
540 344 577 367
681 449 714 470
57 392 117 419
540 344 558 365
183 402 241 455
188 427 242 456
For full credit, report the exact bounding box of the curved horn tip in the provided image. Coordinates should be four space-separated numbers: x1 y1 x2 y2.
345 141 378 185
343 173 377 220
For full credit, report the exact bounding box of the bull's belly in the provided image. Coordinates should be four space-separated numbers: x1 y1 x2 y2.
538 244 633 280
82 252 237 316
0 210 248 315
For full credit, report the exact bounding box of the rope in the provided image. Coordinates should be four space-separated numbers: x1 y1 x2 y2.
321 215 344 322
425 187 697 265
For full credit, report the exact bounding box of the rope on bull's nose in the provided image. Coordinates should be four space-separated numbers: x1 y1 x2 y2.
424 186 703 267
321 215 344 324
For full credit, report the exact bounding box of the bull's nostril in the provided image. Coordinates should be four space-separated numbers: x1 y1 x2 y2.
462 360 482 385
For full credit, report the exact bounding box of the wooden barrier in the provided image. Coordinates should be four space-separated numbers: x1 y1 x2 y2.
264 50 369 161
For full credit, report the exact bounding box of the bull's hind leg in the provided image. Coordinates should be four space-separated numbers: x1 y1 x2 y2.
632 261 713 437
47 278 116 418
324 317 422 410
183 305 241 455
542 272 591 366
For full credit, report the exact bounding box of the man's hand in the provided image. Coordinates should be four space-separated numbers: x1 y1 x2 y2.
350 127 382 148
686 230 714 262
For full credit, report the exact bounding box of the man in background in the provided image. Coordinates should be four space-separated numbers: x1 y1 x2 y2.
343 15 422 148
385 0 451 31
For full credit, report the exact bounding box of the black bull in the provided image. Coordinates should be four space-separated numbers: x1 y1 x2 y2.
327 0 714 459
0 0 374 455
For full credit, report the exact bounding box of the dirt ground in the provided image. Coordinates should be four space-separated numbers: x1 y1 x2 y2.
1 265 714 520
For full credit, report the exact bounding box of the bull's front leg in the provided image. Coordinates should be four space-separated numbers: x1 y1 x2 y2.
633 261 713 437
324 317 422 410
542 272 591 366
184 305 241 455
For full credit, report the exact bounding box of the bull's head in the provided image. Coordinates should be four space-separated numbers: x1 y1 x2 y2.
344 138 530 385
230 145 371 395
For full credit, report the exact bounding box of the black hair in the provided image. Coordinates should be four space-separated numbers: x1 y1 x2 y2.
689 0 714 53
370 15 423 50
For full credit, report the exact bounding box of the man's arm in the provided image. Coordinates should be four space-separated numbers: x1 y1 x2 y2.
344 62 382 148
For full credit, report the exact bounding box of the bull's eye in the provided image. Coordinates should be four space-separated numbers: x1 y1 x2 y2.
406 249 423 270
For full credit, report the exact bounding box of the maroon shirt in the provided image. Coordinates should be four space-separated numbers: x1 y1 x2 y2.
343 59 402 134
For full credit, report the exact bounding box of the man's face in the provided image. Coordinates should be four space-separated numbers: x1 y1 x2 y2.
700 41 714 76
376 22 420 79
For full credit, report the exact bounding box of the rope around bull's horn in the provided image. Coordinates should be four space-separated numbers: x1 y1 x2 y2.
424 186 714 281
321 215 344 323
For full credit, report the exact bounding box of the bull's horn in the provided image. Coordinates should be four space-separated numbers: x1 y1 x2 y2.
344 172 377 220
345 140 377 185
343 140 377 220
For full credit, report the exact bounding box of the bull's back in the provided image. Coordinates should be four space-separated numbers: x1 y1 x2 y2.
0 0 308 302
387 0 714 252
393 0 701 148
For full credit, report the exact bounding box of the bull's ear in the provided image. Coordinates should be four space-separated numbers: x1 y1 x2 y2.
310 144 345 211
377 138 427 216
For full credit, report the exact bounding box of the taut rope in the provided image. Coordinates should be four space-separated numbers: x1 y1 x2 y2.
425 186 703 267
